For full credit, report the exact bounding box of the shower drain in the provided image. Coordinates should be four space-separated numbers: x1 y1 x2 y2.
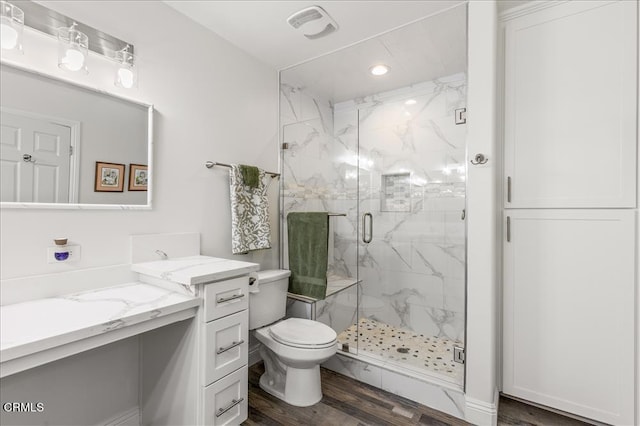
396 347 410 354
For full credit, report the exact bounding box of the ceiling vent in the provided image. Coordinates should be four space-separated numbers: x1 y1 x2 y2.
287 6 338 40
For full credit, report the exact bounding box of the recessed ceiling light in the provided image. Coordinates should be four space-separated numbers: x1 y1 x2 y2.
369 64 389 76
405 99 417 105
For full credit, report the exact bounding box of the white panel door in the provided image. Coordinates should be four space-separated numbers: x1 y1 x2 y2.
503 1 637 208
502 209 635 425
0 110 72 203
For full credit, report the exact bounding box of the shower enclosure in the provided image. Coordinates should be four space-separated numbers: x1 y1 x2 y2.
280 5 467 389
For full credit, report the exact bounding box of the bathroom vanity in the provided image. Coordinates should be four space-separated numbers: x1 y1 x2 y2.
132 255 258 426
0 255 259 426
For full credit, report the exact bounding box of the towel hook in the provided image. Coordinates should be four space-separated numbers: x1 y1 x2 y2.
470 153 488 165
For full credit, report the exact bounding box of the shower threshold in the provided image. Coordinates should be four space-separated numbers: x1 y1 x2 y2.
337 318 464 388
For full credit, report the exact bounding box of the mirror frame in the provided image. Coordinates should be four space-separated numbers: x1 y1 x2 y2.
0 62 154 210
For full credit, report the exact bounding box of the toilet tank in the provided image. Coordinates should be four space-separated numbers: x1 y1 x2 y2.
249 269 291 329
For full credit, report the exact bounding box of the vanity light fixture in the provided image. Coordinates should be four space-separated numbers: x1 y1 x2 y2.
405 99 417 105
369 64 389 76
114 45 136 89
58 22 88 73
5 1 136 82
0 0 24 52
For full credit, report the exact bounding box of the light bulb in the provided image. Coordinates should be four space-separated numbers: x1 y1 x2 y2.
61 48 85 71
369 64 389 76
117 67 134 88
405 99 417 106
0 22 18 49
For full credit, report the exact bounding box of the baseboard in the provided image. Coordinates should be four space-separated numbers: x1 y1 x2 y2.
248 347 262 367
465 391 498 426
101 407 140 426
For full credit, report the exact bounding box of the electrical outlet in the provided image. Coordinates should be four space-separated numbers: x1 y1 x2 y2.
47 245 81 263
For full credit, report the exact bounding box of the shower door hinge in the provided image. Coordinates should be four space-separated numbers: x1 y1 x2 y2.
282 142 290 150
453 346 465 364
69 146 73 156
455 108 467 125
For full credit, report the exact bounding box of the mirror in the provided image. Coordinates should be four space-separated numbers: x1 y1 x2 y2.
0 64 152 208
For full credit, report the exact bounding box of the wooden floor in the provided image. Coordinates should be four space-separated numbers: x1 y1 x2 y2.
243 363 590 426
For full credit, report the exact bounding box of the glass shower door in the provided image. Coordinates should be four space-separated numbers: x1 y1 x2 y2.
354 78 467 387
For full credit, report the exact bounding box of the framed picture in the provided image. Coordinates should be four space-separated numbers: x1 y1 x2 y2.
95 162 125 192
128 164 148 191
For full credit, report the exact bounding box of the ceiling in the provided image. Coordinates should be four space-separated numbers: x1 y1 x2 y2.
164 1 466 70
282 4 467 102
165 1 468 102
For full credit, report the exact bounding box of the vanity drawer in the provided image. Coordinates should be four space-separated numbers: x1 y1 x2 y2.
204 366 248 426
204 276 248 322
205 310 248 385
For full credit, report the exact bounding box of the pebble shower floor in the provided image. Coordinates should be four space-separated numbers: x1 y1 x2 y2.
337 318 464 386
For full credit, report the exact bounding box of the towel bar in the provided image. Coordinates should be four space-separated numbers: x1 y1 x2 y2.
205 161 280 178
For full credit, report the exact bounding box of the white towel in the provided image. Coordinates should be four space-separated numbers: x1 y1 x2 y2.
229 165 271 254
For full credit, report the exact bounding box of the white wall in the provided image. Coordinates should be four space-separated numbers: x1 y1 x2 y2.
0 0 279 280
0 2 278 424
465 1 499 425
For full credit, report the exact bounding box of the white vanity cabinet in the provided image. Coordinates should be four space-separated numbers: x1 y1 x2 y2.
201 280 249 425
133 256 258 426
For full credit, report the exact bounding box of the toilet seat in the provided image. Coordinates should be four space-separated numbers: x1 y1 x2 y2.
269 318 337 349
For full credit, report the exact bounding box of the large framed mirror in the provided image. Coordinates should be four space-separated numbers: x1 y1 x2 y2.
0 63 153 209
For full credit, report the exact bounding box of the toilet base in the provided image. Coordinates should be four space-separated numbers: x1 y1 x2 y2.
259 365 323 407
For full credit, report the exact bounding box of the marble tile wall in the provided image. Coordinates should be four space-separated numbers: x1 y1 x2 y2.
280 72 467 343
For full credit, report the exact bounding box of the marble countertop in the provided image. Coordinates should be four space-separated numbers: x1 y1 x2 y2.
131 255 259 285
0 282 200 364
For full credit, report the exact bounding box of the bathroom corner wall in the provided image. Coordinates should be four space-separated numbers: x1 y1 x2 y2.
0 2 278 425
0 1 280 282
465 2 499 425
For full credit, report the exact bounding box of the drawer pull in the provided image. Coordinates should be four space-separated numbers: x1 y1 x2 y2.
216 293 245 304
216 340 245 354
216 397 244 417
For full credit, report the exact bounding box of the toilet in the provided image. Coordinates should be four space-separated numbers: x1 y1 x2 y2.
249 269 337 407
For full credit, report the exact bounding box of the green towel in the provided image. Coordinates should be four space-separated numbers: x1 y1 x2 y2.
239 164 259 188
287 212 328 300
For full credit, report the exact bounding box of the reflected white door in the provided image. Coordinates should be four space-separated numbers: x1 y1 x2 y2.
0 110 72 203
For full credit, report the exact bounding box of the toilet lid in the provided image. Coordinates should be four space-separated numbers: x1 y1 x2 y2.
269 318 337 347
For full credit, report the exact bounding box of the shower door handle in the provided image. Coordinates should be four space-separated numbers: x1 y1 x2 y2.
362 213 373 243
